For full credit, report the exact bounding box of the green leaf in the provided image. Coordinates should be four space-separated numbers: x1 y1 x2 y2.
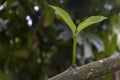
77 16 107 34
49 5 76 34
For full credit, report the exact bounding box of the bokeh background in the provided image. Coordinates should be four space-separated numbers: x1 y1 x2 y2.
0 0 120 80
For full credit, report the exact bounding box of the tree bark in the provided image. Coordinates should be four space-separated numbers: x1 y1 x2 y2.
48 55 120 80
113 70 120 80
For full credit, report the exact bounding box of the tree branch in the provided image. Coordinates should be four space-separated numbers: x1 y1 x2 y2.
48 55 120 80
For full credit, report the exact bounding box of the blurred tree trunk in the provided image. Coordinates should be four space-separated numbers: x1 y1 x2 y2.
113 70 120 80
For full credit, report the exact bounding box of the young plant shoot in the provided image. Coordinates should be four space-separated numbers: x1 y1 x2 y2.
49 5 107 67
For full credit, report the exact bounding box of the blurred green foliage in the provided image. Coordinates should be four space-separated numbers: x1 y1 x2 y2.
0 0 120 80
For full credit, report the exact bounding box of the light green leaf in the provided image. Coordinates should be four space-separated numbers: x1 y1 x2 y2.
77 16 107 34
49 5 76 34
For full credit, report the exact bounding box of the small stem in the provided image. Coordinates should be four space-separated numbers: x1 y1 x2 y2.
72 34 77 67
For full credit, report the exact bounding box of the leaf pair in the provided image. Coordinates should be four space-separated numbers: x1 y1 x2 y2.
49 5 107 67
49 5 107 35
